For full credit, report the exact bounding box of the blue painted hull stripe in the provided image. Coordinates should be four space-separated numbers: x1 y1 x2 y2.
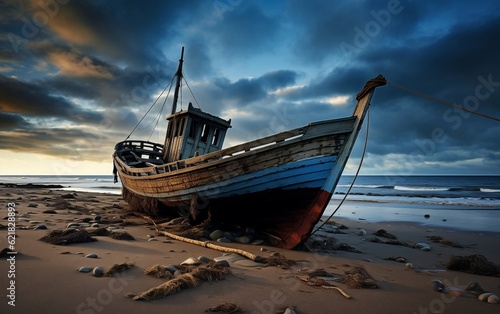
167 155 338 200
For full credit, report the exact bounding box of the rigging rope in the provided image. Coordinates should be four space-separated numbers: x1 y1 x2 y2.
183 76 202 110
386 80 500 122
147 82 173 142
309 109 371 237
125 75 176 140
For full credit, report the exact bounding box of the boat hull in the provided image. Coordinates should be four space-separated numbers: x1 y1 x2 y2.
116 129 345 249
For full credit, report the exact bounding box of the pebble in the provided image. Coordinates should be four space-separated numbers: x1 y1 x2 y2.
223 232 235 241
164 265 178 273
91 223 99 228
42 209 57 214
78 267 92 273
217 237 232 243
67 223 81 229
197 256 211 264
478 293 495 302
173 270 182 277
180 257 201 266
464 282 485 296
356 229 367 236
147 238 158 242
283 307 297 314
209 230 224 240
92 267 103 277
85 253 98 259
215 260 230 268
28 203 38 208
234 235 251 244
415 243 431 251
214 254 245 264
34 224 47 230
431 280 446 293
488 294 499 304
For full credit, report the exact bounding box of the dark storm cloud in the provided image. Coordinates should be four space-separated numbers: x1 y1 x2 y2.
204 70 299 108
205 3 281 59
0 112 31 130
0 75 104 123
0 126 110 161
285 0 423 64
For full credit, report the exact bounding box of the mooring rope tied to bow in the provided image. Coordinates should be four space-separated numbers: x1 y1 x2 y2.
386 80 500 122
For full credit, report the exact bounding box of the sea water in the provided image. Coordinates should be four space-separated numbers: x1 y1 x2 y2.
328 175 500 232
0 175 121 195
1 175 499 232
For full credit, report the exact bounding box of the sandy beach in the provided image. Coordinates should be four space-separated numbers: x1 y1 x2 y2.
1 184 499 314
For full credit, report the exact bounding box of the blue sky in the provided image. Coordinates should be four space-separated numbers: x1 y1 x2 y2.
1 0 499 175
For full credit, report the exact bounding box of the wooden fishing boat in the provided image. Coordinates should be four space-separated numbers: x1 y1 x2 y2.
113 47 386 249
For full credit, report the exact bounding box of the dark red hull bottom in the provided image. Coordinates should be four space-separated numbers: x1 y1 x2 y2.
164 187 332 249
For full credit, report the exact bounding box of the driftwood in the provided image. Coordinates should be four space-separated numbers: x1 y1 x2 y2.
159 229 264 262
144 216 265 263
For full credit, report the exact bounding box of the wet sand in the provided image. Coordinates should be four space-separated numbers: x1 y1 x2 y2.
1 185 499 313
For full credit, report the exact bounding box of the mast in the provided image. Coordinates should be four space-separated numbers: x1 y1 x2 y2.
171 46 184 115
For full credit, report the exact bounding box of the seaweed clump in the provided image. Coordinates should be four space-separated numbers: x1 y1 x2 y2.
446 255 500 276
39 229 96 245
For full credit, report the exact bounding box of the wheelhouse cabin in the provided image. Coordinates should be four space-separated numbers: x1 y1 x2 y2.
163 102 232 163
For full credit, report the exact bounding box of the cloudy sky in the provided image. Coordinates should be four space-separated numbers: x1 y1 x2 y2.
1 0 499 175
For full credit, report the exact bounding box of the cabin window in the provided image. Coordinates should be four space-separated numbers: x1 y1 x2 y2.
189 120 199 138
200 124 211 143
212 128 221 146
